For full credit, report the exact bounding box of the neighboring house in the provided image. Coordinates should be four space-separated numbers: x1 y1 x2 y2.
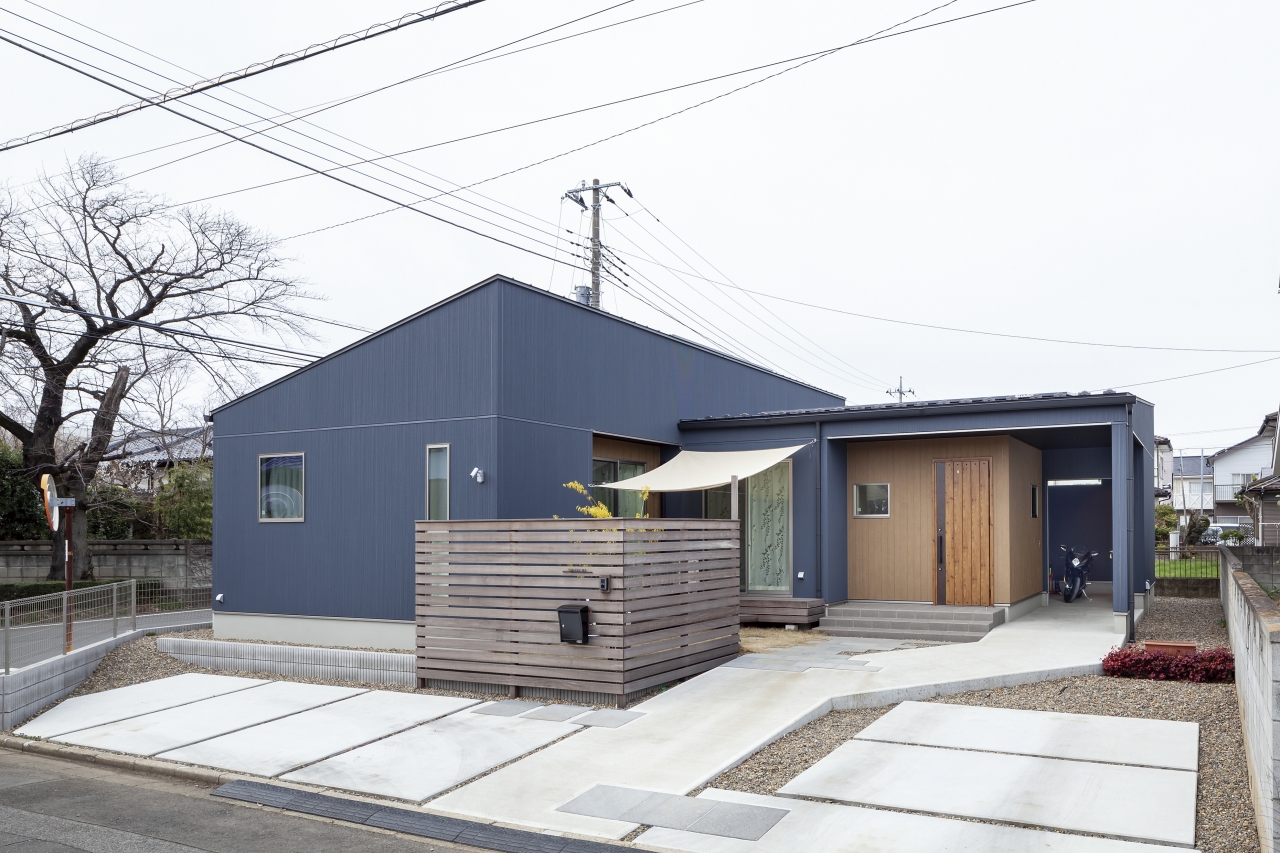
1241 473 1280 545
1206 412 1277 527
1170 454 1214 527
1154 436 1172 501
101 425 212 492
208 274 1154 649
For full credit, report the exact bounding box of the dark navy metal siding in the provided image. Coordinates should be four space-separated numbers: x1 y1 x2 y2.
213 418 497 621
496 282 839 444
212 276 843 622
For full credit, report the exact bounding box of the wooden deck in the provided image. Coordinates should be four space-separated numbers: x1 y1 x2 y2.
740 596 825 627
415 519 740 706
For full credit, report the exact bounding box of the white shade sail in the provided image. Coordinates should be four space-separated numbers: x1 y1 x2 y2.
597 444 808 492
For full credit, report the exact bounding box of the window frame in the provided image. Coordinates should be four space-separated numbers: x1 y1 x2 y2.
591 456 647 518
853 482 891 518
426 444 450 522
258 452 305 523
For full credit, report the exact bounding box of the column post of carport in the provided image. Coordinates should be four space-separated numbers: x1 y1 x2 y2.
1111 419 1134 640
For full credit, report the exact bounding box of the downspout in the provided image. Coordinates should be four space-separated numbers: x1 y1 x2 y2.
815 420 824 602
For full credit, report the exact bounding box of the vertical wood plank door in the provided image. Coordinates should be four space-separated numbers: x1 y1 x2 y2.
941 458 994 606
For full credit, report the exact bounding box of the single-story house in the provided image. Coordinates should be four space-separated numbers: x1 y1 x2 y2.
210 274 1154 649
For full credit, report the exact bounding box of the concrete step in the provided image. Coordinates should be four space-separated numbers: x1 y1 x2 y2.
818 603 1003 643
818 626 986 643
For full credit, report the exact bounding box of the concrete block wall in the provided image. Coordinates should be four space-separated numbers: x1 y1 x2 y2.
0 540 210 586
0 619 211 731
1221 550 1280 853
1226 546 1280 591
157 637 415 686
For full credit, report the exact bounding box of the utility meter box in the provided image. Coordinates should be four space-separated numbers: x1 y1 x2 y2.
558 604 590 644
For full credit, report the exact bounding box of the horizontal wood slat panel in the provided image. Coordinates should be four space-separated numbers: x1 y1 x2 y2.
415 519 741 705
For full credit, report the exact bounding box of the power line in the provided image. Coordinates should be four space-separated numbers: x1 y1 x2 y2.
1101 355 1280 392
0 1 486 151
0 319 308 368
0 293 320 361
732 287 1280 355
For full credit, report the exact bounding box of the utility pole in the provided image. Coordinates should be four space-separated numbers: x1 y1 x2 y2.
886 377 916 404
563 178 628 310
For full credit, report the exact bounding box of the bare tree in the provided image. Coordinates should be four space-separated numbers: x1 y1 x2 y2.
0 156 310 580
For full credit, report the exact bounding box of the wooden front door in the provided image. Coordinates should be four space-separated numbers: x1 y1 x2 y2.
935 458 993 606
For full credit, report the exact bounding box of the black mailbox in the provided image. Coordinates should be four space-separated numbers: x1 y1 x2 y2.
558 604 590 644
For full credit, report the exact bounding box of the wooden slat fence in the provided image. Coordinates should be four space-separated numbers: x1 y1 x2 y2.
415 519 739 706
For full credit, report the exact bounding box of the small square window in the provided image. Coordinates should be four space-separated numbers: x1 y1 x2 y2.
1031 484 1039 518
259 454 304 521
854 483 890 517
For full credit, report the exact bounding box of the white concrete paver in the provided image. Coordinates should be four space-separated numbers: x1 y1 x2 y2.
281 709 580 801
157 691 478 777
429 597 1125 839
857 701 1199 770
14 673 265 739
54 681 364 756
636 789 1189 853
777 740 1196 847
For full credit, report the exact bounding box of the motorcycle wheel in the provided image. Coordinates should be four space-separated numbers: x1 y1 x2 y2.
1064 576 1082 603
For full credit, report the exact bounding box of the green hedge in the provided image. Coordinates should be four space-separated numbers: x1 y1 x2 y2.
0 579 162 603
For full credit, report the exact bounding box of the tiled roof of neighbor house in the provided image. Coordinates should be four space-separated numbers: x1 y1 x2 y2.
1172 455 1213 477
1244 472 1280 493
106 425 211 464
1207 412 1278 463
680 390 1145 426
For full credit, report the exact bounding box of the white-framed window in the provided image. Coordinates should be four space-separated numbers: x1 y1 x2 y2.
426 444 449 521
853 483 890 518
259 453 304 522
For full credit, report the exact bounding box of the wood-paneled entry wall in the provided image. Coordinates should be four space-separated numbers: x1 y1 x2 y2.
847 435 1042 605
936 458 994 606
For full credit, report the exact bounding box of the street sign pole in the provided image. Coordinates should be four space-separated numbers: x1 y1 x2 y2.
41 475 76 653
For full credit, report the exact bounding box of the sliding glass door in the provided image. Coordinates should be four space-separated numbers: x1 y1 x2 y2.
705 460 792 595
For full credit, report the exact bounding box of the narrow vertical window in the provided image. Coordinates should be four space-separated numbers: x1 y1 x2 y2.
1031 484 1039 518
259 454 304 522
427 445 449 521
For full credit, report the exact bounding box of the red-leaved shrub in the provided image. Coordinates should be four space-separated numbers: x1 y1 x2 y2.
1102 646 1234 682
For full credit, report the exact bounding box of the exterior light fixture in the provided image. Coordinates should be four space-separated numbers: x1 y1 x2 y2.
470 467 484 483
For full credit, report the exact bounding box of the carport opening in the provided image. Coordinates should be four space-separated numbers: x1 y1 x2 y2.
1046 479 1113 584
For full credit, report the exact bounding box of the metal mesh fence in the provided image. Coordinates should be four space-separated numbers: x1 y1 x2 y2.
2 580 211 674
1154 547 1220 579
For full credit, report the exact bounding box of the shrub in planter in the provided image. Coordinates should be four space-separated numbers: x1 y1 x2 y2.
1102 646 1234 683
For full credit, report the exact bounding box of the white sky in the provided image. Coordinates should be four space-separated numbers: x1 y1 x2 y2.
2 0 1277 454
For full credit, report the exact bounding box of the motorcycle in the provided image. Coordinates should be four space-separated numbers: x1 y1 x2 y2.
1058 545 1097 604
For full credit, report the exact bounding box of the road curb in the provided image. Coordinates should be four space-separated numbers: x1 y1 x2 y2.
0 734 240 786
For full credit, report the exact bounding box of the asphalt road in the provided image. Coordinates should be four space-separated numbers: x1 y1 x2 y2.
0 749 477 853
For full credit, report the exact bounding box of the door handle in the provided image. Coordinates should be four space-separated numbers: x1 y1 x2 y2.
937 528 944 570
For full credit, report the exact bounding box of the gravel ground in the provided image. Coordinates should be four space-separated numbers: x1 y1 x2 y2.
709 597 1254 852
1136 596 1229 649
160 628 408 655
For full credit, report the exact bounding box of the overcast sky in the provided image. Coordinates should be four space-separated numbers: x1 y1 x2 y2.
2 0 1277 453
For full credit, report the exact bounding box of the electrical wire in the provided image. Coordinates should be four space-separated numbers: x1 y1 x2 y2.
0 319 308 368
1100 356 1280 392
0 0 487 151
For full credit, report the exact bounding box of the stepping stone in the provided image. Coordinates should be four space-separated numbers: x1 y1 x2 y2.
777 740 1196 847
559 786 788 840
472 700 543 717
572 709 644 728
55 681 364 756
639 788 1189 852
159 691 478 776
282 710 579 801
520 704 589 722
16 674 265 739
857 701 1198 770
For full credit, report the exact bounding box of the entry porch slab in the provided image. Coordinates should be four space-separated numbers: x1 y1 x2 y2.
776 739 1196 847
